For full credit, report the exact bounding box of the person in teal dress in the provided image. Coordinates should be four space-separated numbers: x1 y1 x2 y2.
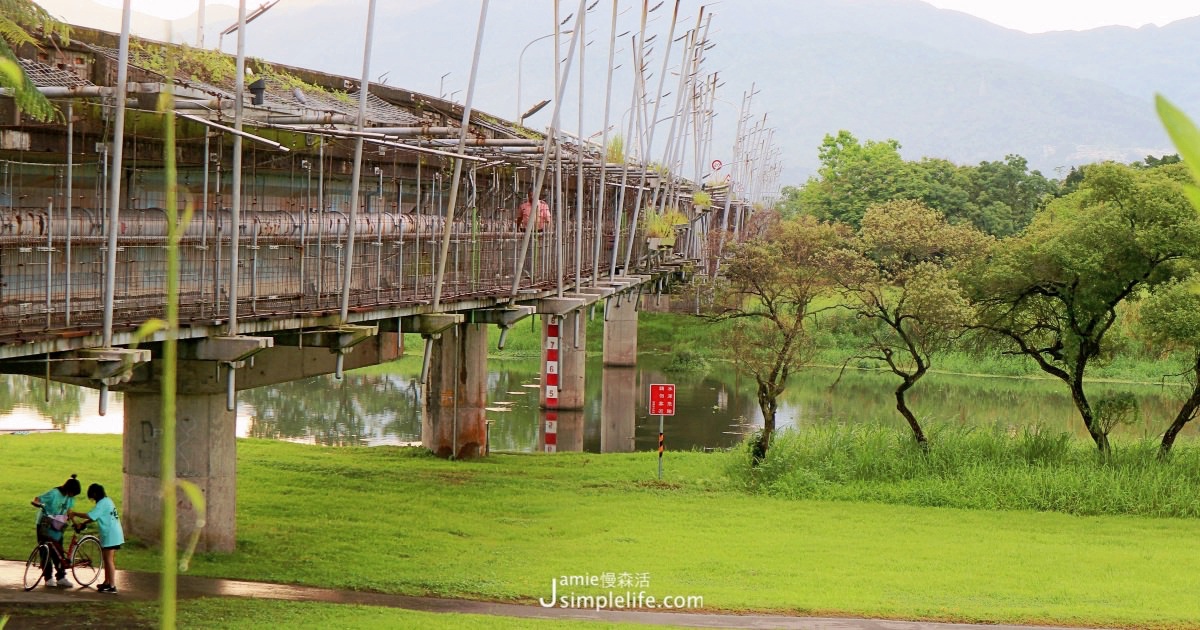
71 483 124 594
30 474 81 587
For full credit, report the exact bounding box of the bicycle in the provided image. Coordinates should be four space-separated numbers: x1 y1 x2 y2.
22 521 103 591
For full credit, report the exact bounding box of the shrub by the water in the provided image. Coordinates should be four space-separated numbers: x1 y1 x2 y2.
727 424 1200 518
663 345 709 372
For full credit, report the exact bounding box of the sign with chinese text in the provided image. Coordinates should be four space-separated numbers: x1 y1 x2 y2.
649 383 676 416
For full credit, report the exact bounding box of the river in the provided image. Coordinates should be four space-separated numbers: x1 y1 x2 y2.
0 354 1193 451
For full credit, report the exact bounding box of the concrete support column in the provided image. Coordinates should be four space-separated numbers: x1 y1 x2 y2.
423 322 488 459
603 293 639 366
541 311 586 410
601 366 637 453
123 390 236 553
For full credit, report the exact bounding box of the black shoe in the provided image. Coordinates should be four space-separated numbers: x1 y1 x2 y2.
96 583 117 593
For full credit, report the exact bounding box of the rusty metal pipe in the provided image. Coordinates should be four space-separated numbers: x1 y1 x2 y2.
1 83 161 98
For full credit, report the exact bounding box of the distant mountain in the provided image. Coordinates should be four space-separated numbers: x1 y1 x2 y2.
43 0 1200 183
711 0 1197 179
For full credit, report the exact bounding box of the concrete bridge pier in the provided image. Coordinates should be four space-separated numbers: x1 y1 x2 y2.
123 388 237 554
121 335 272 554
422 322 489 459
116 330 409 553
539 307 588 411
604 290 640 366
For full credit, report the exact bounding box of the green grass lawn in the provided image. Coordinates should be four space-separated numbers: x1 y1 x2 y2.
3 433 1199 628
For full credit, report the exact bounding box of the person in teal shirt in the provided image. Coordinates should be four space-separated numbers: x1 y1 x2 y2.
71 483 124 594
30 474 81 587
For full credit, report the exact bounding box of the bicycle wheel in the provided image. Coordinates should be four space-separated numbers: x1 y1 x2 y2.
23 545 47 591
70 536 103 587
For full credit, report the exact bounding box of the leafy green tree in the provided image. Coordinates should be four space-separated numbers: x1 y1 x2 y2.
794 131 1054 237
1137 278 1200 454
1150 96 1200 455
907 157 970 218
960 155 1057 237
0 0 69 122
1059 165 1087 196
966 162 1200 453
826 200 984 446
707 212 847 461
796 130 909 228
1133 154 1181 169
776 184 804 220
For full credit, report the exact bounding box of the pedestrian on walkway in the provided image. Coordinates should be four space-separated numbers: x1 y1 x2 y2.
71 483 124 594
31 474 81 587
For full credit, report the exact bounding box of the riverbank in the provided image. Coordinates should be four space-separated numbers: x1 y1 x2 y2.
3 433 1199 628
395 311 1185 386
631 311 1190 385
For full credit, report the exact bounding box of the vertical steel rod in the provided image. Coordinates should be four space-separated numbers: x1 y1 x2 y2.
507 0 585 301
200 131 209 318
101 0 132 349
45 199 52 326
223 0 248 408
553 1 565 298
624 0 681 272
65 102 73 326
316 137 324 301
611 40 640 278
574 2 586 292
593 0 620 284
340 0 378 325
228 0 247 336
431 0 490 309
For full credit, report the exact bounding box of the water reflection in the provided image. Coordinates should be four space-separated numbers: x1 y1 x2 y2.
241 367 423 446
599 367 637 453
1 355 1196 450
0 375 86 430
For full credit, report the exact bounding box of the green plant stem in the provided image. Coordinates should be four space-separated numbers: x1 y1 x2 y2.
160 88 179 630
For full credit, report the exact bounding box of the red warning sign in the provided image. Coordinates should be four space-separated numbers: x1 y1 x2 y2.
649 383 676 416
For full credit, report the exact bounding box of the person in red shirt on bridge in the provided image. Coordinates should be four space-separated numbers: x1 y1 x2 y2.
517 195 551 231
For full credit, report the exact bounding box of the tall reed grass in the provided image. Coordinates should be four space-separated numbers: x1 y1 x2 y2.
727 424 1200 518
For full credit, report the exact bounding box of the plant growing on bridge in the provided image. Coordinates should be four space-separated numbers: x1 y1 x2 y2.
130 38 355 107
642 207 687 239
965 161 1200 454
705 212 847 462
132 40 237 84
0 0 69 122
606 134 625 164
825 200 985 448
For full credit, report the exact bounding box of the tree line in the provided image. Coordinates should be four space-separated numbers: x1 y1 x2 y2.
708 128 1200 461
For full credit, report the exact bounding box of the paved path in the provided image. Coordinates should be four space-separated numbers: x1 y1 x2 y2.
0 560 1107 629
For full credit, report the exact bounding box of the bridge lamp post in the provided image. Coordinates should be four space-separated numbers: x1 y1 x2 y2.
517 30 572 124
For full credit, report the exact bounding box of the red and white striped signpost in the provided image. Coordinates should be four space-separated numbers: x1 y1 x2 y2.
649 383 676 478
544 315 560 452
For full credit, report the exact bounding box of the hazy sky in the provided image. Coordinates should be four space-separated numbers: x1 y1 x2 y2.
94 0 1200 33
923 0 1197 32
